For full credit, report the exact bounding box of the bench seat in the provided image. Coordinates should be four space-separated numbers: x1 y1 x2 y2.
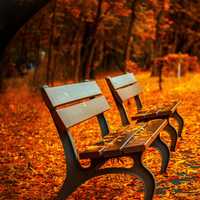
80 119 167 159
131 101 181 121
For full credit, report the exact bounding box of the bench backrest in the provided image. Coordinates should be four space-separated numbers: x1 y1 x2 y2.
41 81 110 130
106 73 142 101
106 73 143 125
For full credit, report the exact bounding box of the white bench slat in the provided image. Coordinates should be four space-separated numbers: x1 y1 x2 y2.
117 83 142 102
43 81 102 107
108 73 137 89
57 96 110 128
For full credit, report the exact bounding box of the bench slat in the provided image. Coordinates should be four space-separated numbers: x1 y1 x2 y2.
117 82 142 102
123 119 167 153
43 81 102 107
100 132 135 157
79 131 137 159
80 119 167 159
57 96 110 128
170 101 180 113
108 73 137 89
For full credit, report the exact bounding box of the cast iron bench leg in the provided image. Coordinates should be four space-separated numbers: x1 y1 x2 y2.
172 110 184 137
56 159 107 200
96 152 155 200
56 131 108 200
56 131 91 200
130 152 155 200
151 135 170 173
57 178 82 200
56 153 155 200
164 122 178 151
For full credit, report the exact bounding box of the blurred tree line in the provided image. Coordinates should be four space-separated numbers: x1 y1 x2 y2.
1 0 200 87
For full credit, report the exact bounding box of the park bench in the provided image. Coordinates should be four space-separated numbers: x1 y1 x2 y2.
106 73 184 151
41 81 171 200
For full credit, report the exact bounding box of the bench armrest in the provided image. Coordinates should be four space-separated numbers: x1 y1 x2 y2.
131 110 171 121
131 101 181 121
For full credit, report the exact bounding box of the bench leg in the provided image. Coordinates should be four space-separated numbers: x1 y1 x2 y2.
172 110 184 137
56 159 107 200
56 129 109 200
96 152 155 200
131 152 155 200
151 135 170 174
164 122 178 152
57 160 155 200
56 178 81 200
58 154 156 200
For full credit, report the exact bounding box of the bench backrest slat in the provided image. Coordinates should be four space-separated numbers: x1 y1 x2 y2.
57 96 110 128
116 82 142 102
109 73 137 89
43 81 101 107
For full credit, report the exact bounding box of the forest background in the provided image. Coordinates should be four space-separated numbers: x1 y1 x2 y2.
0 0 200 89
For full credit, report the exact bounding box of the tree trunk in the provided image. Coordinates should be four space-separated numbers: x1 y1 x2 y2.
50 52 58 85
79 0 103 81
33 13 45 85
122 0 137 72
46 0 57 85
151 0 165 77
86 41 97 80
74 39 81 82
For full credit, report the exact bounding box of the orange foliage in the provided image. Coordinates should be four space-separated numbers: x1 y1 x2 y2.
126 59 141 73
155 54 200 76
1 73 200 199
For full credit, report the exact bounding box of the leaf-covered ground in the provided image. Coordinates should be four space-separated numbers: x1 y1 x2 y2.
0 73 200 200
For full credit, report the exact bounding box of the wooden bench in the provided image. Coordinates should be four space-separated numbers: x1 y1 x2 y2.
41 81 170 200
106 73 184 151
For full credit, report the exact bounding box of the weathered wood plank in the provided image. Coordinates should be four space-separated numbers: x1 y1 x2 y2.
57 96 110 128
43 81 102 107
101 132 135 157
123 119 167 153
80 119 167 159
108 73 137 89
80 127 144 159
117 83 142 102
170 101 181 113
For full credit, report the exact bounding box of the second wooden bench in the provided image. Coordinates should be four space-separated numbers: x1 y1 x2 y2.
106 72 184 151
